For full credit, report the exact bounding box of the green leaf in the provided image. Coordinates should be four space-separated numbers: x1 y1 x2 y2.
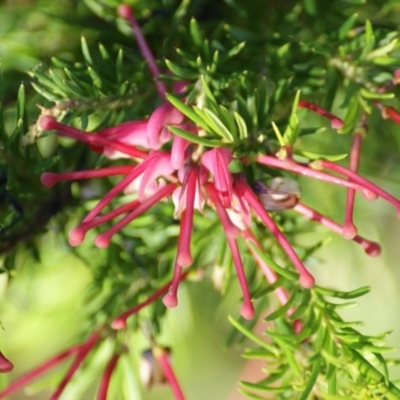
164 59 199 79
98 43 110 61
367 38 398 60
81 36 93 65
190 18 203 47
295 150 347 161
227 42 246 58
361 20 375 59
359 88 394 100
234 111 248 139
372 352 390 386
241 381 293 393
167 126 221 147
299 356 322 400
166 93 211 131
282 91 301 145
247 242 298 281
285 345 302 377
340 96 362 134
289 289 311 320
265 289 299 321
314 285 371 299
271 121 285 146
339 13 358 39
228 316 279 356
16 83 25 124
116 48 123 83
198 107 234 141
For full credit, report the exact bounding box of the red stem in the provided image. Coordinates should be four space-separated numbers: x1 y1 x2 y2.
49 332 100 400
97 353 120 400
111 272 189 330
0 345 83 399
154 348 186 400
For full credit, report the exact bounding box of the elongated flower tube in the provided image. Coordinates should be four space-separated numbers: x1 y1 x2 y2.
311 159 400 218
38 2 400 329
97 353 121 400
294 203 381 257
153 347 186 400
343 131 363 239
206 182 255 319
298 100 344 129
234 178 315 289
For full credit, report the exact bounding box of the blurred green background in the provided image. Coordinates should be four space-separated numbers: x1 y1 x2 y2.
1 1 400 399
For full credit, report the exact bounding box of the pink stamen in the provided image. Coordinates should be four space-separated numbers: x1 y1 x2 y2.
235 179 315 289
242 229 288 305
82 156 155 223
206 182 255 319
176 168 197 267
39 116 148 159
343 133 363 239
298 100 344 129
111 272 189 330
97 353 120 400
256 154 367 193
0 345 83 399
294 202 381 257
314 159 400 218
154 348 186 400
49 332 100 400
163 262 183 308
117 4 167 100
94 183 176 248
41 166 135 188
69 200 140 246
0 352 13 373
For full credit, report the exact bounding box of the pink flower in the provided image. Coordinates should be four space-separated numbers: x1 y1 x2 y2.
38 2 400 322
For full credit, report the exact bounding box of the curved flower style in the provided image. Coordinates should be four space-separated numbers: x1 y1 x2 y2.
38 4 400 324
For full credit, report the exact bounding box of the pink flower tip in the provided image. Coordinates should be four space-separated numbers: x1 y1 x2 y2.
117 4 133 19
177 253 193 268
299 273 315 289
365 242 381 257
68 228 85 247
362 189 378 201
94 234 111 248
163 293 178 308
343 225 357 240
41 172 57 188
111 318 126 330
240 302 255 320
331 118 345 130
0 352 13 373
39 115 57 131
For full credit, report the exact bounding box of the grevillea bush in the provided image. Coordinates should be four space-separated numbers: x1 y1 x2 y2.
1 0 400 399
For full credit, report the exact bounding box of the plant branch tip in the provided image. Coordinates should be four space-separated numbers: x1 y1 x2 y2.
117 4 133 20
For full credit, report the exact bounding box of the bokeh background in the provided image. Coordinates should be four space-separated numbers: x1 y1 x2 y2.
0 1 400 399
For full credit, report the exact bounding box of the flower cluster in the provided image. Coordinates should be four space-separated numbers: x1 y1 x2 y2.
3 4 400 400
38 4 400 323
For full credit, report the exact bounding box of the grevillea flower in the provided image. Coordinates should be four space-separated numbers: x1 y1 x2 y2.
38 4 400 323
